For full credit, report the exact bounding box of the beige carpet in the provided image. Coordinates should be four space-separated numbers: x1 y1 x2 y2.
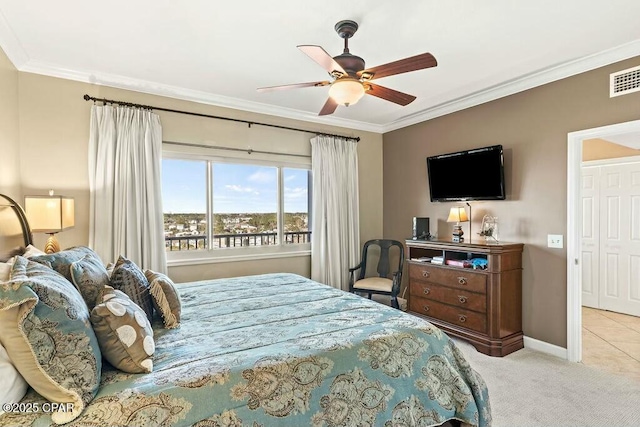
454 339 640 427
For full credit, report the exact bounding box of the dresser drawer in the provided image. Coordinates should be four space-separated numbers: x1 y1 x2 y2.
409 296 487 334
409 281 486 313
409 263 486 294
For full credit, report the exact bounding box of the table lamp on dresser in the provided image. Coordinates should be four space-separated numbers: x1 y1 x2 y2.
447 206 468 242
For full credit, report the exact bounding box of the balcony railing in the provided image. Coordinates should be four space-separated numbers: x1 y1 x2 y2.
165 231 311 251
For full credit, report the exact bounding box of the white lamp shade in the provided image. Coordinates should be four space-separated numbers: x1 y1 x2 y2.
25 195 75 233
328 78 365 106
447 207 469 223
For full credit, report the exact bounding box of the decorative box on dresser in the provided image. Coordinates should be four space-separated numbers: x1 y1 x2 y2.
406 239 524 357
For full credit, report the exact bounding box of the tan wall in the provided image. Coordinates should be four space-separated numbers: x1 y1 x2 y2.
0 47 20 200
383 56 640 348
17 73 383 281
583 138 640 161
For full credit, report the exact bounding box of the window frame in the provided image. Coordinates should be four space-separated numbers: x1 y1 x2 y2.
162 151 311 266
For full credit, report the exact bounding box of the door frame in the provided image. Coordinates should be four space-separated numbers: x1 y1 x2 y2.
567 119 640 362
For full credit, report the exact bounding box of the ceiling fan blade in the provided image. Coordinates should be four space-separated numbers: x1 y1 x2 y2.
257 81 330 92
358 52 437 81
297 45 347 75
318 97 339 116
365 83 416 106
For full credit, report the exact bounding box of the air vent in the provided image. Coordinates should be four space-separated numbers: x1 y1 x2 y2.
610 65 640 97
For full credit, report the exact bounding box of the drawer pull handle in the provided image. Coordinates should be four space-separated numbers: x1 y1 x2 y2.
458 277 467 285
422 271 430 278
458 296 467 304
423 305 430 312
423 288 431 295
458 315 467 323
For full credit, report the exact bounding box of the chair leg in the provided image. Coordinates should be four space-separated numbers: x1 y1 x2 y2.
391 297 399 309
368 293 372 299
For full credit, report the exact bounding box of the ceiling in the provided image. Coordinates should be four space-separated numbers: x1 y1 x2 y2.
605 132 640 149
1 0 640 133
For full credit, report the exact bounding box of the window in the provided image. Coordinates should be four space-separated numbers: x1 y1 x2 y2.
212 163 277 248
162 156 311 263
162 159 207 251
283 168 311 244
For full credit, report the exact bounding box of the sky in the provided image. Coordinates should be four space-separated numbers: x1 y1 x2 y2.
162 159 309 214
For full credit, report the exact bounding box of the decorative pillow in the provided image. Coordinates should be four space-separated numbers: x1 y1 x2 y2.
30 246 101 283
0 342 28 411
145 270 182 329
23 244 46 258
91 285 155 373
0 261 10 281
110 256 153 321
106 262 115 277
0 256 102 425
70 254 110 310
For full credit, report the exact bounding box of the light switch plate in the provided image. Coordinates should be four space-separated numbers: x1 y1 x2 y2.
548 234 563 248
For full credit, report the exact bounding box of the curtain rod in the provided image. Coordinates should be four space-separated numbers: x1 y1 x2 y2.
83 94 360 142
163 141 311 158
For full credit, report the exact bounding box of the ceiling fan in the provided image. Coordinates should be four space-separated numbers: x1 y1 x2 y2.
257 20 437 116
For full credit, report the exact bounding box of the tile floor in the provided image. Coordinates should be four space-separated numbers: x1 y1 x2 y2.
582 306 640 381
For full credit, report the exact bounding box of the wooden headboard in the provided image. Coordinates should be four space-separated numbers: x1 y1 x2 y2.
0 193 33 260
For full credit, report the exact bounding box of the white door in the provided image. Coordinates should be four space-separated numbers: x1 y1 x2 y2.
581 167 600 308
599 162 640 316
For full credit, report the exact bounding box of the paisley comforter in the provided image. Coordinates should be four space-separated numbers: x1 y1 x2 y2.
6 273 491 427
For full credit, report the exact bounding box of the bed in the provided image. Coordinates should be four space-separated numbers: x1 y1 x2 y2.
0 193 491 427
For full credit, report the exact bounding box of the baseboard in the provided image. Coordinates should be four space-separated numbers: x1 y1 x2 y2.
523 336 568 359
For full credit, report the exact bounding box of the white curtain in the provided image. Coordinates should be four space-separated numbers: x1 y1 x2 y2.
88 105 167 273
310 135 360 290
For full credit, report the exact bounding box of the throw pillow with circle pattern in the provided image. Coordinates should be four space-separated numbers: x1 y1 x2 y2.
90 285 155 373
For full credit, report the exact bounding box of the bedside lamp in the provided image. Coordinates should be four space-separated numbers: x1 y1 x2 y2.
24 191 75 254
447 206 469 242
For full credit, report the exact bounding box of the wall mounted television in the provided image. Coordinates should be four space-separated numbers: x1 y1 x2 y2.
427 145 506 201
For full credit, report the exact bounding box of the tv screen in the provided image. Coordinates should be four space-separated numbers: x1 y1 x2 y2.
427 145 506 202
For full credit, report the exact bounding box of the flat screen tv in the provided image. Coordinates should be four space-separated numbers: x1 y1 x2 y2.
427 145 506 202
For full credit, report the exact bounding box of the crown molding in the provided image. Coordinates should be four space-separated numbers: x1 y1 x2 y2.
382 39 640 133
17 59 384 134
0 9 29 67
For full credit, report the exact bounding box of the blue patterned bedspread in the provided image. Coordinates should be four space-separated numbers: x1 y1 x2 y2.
6 273 491 426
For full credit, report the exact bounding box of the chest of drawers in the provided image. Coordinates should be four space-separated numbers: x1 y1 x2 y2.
406 239 524 356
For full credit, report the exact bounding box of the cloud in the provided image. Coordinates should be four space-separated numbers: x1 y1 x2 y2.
225 184 255 193
247 169 275 183
284 187 308 200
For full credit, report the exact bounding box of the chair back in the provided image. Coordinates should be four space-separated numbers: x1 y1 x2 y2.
358 239 405 280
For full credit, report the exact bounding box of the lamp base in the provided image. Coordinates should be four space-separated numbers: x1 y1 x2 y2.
44 234 60 254
452 225 465 242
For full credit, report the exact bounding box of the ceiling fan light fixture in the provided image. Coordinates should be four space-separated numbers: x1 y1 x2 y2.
328 78 365 106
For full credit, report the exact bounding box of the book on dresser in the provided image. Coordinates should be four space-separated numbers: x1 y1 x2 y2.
405 239 524 357
445 259 472 268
